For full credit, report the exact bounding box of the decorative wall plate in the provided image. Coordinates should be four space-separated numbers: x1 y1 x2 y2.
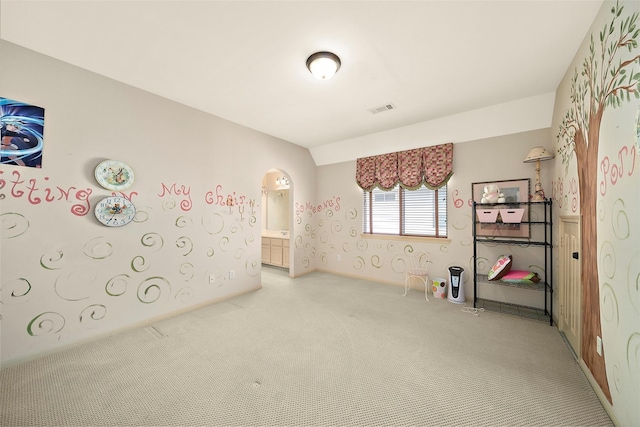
94 160 135 191
94 196 136 227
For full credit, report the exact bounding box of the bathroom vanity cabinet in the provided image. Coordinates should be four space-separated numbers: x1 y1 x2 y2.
262 237 289 268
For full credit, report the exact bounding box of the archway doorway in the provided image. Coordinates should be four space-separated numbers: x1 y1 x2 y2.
261 169 292 275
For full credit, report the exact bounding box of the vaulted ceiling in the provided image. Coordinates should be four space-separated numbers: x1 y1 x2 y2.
1 1 603 164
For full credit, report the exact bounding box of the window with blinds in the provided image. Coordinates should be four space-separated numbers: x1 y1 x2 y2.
362 184 447 237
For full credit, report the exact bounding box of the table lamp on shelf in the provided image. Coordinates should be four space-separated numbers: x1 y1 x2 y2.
523 146 554 201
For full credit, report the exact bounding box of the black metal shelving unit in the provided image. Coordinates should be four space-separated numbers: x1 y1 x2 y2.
472 200 553 325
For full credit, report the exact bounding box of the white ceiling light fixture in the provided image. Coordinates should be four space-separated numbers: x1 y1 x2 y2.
306 51 341 80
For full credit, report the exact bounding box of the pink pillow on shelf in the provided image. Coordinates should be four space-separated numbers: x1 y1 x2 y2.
501 270 541 284
487 255 512 280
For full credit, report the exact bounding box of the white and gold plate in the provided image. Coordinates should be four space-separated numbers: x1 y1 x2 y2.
95 160 135 191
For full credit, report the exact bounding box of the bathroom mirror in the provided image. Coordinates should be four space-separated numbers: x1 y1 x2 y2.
267 189 289 231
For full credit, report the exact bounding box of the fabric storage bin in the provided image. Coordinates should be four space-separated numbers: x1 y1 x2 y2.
476 209 499 223
499 208 525 223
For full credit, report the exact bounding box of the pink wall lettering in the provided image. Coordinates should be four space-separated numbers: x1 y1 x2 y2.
158 183 192 211
295 196 340 217
552 177 578 212
451 189 466 209
599 144 637 196
0 170 92 216
204 184 248 207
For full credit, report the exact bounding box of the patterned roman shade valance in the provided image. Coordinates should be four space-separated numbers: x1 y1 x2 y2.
356 143 453 191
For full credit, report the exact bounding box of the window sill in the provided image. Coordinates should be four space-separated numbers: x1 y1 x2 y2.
360 234 451 245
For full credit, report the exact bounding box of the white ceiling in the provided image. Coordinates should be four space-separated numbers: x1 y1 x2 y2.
1 0 603 164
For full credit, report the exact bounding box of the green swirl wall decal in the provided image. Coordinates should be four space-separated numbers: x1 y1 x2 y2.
235 248 246 260
356 240 368 251
629 252 640 314
218 236 229 252
612 199 630 240
27 312 65 336
133 206 150 223
245 254 261 277
353 256 365 271
141 232 164 252
345 208 357 220
403 245 414 256
318 219 325 227
249 215 257 226
599 241 616 279
207 247 215 257
176 236 193 256
391 255 406 274
137 277 171 304
131 256 149 272
601 282 619 326
175 287 194 304
54 266 97 301
295 235 303 249
386 243 396 252
371 255 383 268
319 252 328 264
325 209 334 218
179 262 194 281
105 274 130 296
342 242 350 253
162 199 177 210
473 256 489 273
244 234 254 246
331 220 342 234
349 227 357 238
597 199 605 221
451 216 470 231
627 333 640 380
1 212 30 239
79 304 106 326
83 237 113 260
202 213 224 235
612 364 622 392
296 216 302 224
304 224 316 237
440 244 449 253
2 278 32 302
320 231 329 243
40 250 64 269
175 216 192 228
302 257 310 268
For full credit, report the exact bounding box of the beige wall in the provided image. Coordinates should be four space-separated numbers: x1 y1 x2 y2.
315 129 553 310
550 1 640 424
0 40 317 364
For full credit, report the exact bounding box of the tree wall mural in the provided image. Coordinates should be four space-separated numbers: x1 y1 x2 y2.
557 0 639 403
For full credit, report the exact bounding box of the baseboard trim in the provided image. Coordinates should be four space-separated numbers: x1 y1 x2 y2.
1 285 260 369
578 359 620 426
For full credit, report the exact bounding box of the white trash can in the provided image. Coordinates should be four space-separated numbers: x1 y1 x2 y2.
447 266 465 304
432 278 447 299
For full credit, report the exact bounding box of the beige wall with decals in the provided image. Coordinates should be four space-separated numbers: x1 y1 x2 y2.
315 129 553 307
550 1 640 425
0 40 317 364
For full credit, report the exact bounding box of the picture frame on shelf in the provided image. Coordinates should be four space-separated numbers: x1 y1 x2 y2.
472 178 530 238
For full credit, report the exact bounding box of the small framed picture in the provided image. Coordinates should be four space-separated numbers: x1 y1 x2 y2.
472 178 530 238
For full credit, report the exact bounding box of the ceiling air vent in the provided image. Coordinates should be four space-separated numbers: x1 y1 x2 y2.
367 103 396 114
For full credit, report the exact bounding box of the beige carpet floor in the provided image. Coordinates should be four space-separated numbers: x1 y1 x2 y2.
1 266 613 426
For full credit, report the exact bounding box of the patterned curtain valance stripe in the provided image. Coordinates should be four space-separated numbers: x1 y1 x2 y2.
375 152 399 190
356 143 453 191
423 143 453 190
